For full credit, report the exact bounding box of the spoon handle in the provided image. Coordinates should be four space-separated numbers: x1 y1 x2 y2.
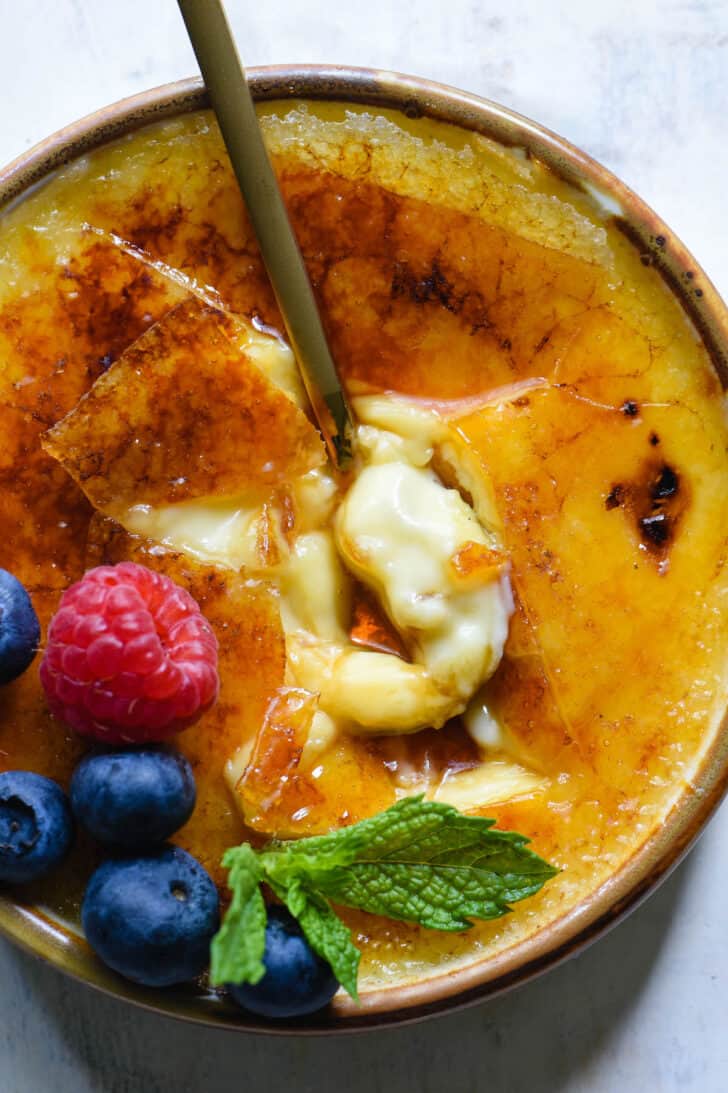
178 0 352 466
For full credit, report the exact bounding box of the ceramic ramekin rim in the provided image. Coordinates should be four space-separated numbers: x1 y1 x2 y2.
1 65 726 1035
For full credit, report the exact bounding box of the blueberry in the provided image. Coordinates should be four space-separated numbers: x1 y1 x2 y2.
228 906 339 1018
0 771 73 884
0 569 40 684
82 845 219 987
70 747 196 847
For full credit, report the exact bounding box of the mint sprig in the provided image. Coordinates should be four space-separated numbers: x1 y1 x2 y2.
210 797 557 1001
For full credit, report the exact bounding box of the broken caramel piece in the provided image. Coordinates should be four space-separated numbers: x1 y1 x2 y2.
234 687 396 838
448 541 510 588
236 687 318 833
455 385 727 789
0 231 187 590
349 583 409 659
43 297 325 514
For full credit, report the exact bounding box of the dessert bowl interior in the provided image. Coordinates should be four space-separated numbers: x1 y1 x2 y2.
0 66 726 1033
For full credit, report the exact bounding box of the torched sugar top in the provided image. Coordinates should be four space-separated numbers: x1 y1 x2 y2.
0 103 726 992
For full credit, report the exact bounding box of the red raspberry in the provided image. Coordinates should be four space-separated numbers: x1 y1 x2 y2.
40 563 219 745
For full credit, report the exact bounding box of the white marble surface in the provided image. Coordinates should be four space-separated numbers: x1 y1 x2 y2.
0 1 726 1090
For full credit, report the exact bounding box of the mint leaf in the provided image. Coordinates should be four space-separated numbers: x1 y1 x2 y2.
209 844 267 987
262 797 557 931
210 797 557 1002
259 826 364 884
273 877 361 1001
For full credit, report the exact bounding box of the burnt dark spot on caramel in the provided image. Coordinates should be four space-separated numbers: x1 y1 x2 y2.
651 464 679 501
605 484 624 510
639 512 670 546
604 458 686 564
649 432 660 446
387 257 493 339
391 259 458 311
655 235 666 247
621 400 639 417
387 259 492 338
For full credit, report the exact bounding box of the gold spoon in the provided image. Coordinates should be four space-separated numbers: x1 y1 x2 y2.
177 0 352 467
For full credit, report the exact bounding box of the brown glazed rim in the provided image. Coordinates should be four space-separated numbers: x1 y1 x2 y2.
0 66 726 1035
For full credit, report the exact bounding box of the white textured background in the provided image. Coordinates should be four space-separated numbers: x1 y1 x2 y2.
0 1 726 1091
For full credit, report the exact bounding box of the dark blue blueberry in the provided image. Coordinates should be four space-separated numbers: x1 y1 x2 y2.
0 771 73 884
82 845 219 987
228 906 338 1018
70 747 196 847
0 569 40 685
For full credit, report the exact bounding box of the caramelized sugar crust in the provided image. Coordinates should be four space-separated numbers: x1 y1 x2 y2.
235 687 395 839
44 297 325 512
85 514 286 885
0 234 186 591
0 108 725 986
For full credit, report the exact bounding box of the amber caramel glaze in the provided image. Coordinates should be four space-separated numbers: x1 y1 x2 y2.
44 298 325 511
84 515 286 887
238 688 395 839
0 106 726 991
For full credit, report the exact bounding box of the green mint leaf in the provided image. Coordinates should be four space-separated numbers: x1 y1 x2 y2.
209 844 267 987
210 797 557 1003
262 796 557 932
259 825 367 881
271 876 361 1002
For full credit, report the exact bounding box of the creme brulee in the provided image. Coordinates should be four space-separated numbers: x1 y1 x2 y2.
0 103 726 996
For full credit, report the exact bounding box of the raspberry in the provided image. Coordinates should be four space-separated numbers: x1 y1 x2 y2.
40 563 219 745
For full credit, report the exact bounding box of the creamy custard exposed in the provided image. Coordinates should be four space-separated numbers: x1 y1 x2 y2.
0 103 726 999
284 395 513 737
111 321 514 749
